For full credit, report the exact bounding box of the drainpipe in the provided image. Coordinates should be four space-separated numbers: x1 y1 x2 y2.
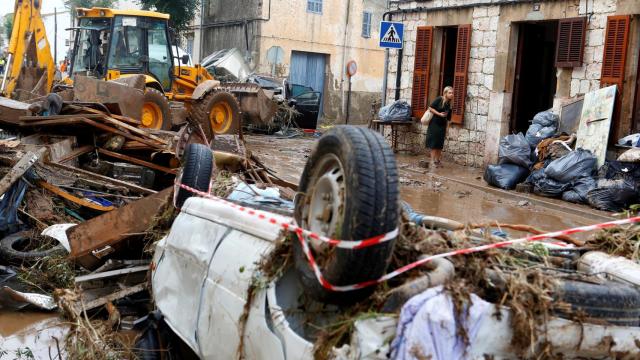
381 9 391 106
340 0 352 123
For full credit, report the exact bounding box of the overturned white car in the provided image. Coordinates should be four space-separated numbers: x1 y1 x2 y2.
145 126 640 359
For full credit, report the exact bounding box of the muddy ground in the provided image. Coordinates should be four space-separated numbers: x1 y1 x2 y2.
246 133 612 232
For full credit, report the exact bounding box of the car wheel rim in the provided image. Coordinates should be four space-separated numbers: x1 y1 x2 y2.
209 102 233 134
304 153 345 252
142 102 163 129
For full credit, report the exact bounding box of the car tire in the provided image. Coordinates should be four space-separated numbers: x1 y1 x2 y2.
0 231 65 263
293 126 399 304
174 144 214 209
553 279 640 326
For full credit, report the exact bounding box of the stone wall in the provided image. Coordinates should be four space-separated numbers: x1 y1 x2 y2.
386 0 640 167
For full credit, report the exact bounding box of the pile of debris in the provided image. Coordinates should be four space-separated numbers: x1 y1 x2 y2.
0 78 296 357
485 108 640 212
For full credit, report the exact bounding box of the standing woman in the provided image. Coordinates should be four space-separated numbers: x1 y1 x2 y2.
425 86 454 167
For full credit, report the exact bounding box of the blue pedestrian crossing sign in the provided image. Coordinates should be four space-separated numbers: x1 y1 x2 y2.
379 21 404 49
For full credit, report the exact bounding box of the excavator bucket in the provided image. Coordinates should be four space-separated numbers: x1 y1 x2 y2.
224 83 279 126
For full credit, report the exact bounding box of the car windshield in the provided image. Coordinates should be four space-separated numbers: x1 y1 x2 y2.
108 16 145 72
71 18 111 77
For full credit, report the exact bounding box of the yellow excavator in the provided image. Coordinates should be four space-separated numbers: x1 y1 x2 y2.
3 0 275 137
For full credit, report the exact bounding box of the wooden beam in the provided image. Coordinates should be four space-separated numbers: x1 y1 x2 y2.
0 147 47 195
95 114 168 145
72 283 147 316
19 114 104 121
97 148 177 174
79 118 165 150
57 145 94 164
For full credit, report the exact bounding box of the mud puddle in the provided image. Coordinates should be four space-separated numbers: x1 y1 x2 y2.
0 311 68 358
246 134 597 233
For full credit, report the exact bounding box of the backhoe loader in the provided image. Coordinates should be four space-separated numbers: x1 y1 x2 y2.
2 1 276 138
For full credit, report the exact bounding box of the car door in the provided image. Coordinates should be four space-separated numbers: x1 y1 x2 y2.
293 91 321 129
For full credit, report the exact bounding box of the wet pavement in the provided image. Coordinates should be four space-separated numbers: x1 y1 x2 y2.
246 134 611 232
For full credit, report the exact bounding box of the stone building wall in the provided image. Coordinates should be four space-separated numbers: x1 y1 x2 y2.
385 0 640 168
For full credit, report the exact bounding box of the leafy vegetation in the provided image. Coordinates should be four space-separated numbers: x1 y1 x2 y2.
138 0 200 33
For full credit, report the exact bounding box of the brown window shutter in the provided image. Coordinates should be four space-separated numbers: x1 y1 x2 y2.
600 15 630 91
451 24 471 125
555 17 587 68
411 26 433 118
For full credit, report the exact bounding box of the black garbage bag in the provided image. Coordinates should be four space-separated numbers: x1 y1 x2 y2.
484 164 530 190
587 180 639 212
499 133 532 168
379 100 411 122
534 175 571 197
598 161 640 187
562 176 597 204
532 110 559 128
525 168 545 184
544 149 597 183
526 123 557 148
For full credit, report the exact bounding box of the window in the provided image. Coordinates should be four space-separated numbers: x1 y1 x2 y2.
555 17 587 68
362 12 372 38
307 0 322 14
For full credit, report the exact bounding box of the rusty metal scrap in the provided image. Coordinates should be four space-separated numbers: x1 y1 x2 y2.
66 188 172 259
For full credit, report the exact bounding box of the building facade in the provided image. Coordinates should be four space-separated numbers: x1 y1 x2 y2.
200 0 388 124
386 0 640 167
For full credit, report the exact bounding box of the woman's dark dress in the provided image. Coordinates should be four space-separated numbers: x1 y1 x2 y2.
425 96 452 149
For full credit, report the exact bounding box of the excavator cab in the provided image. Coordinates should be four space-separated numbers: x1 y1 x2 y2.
68 8 244 135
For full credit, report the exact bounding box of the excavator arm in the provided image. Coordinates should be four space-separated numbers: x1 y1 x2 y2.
1 0 56 99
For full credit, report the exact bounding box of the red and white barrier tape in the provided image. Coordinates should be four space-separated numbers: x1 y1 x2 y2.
301 216 640 292
177 182 640 292
176 183 398 249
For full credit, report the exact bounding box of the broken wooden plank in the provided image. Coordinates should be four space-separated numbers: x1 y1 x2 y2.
73 282 147 316
67 187 172 258
57 145 94 164
46 161 156 195
19 114 104 121
19 117 86 127
80 118 165 150
37 180 116 212
0 147 47 196
70 105 141 126
95 114 169 145
75 265 149 283
97 148 177 174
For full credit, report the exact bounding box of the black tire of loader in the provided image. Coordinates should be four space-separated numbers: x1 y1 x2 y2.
174 143 214 209
191 90 241 139
143 88 173 130
293 126 399 304
0 231 65 263
553 279 640 326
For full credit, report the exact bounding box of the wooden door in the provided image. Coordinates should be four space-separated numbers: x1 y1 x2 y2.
411 27 433 118
600 15 630 139
451 24 471 124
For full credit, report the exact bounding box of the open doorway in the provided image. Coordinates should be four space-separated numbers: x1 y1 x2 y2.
511 21 558 133
439 27 458 94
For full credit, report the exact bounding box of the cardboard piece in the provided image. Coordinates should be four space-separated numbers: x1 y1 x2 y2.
575 85 617 167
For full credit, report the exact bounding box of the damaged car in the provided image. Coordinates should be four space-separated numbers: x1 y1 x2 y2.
144 126 640 359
